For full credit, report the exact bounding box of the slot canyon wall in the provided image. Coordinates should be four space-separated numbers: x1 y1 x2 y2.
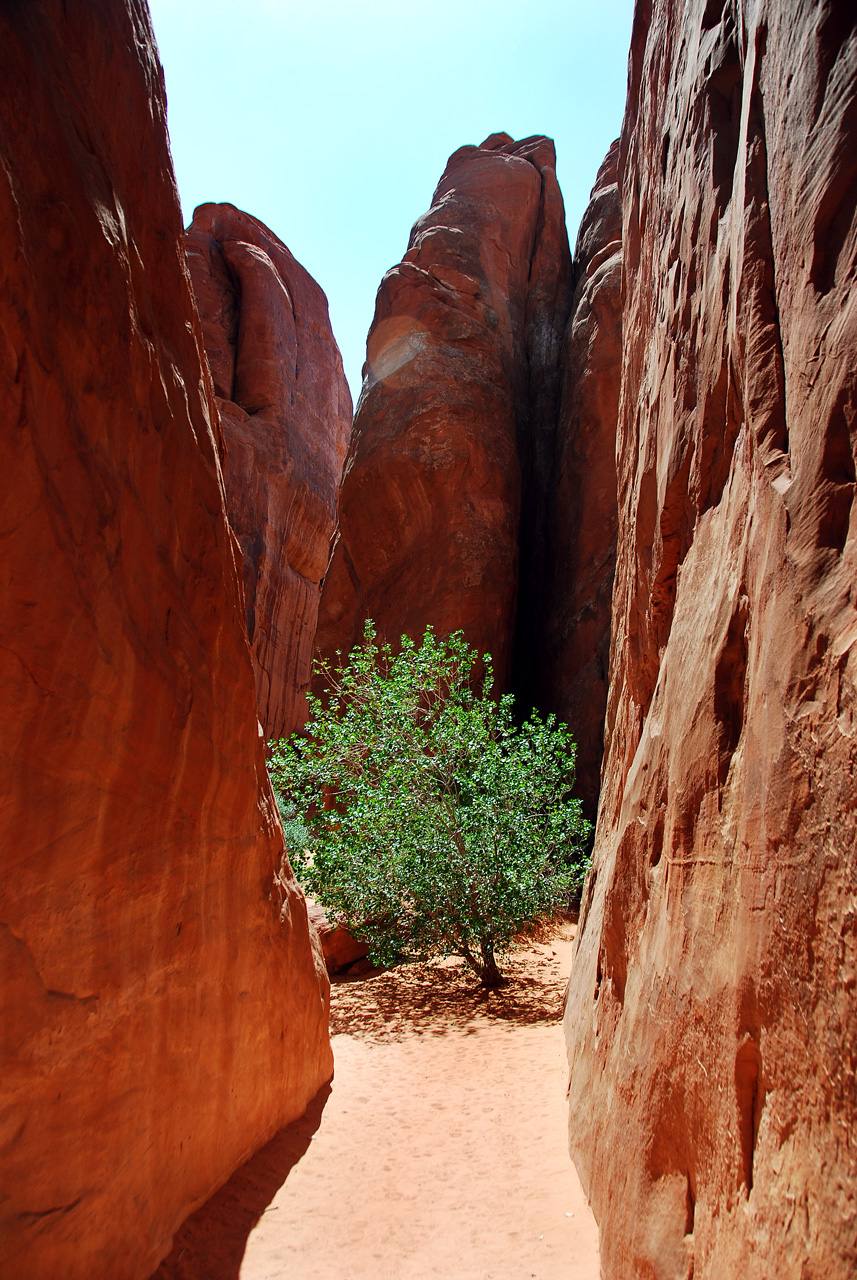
315 132 575 695
540 141 623 818
315 132 621 818
564 1 857 1277
185 205 352 742
0 4 332 1278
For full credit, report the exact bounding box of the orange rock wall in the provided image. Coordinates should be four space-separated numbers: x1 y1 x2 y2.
315 132 620 809
0 4 332 1277
315 133 572 690
186 205 352 741
541 142 622 818
564 1 857 1276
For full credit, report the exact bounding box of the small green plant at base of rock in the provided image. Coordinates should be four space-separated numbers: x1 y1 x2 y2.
269 623 591 988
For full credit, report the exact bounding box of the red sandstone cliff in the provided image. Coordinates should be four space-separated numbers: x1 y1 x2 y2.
186 205 351 741
541 142 622 819
315 133 572 690
564 2 857 1276
0 4 332 1277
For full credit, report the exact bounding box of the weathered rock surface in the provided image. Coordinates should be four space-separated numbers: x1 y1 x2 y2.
0 5 332 1278
565 2 857 1277
541 142 622 818
316 133 572 689
306 899 371 974
186 204 351 742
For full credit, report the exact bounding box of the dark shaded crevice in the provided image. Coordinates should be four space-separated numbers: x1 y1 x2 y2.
741 27 791 475
510 161 574 721
812 3 857 126
599 869 630 1006
220 245 242 404
696 354 744 520
809 6 857 297
810 160 857 298
630 445 696 724
648 809 665 869
735 1036 765 1193
684 1173 696 1235
18 1196 82 1224
714 593 748 795
651 447 695 657
578 864 597 942
625 0 654 141
704 12 742 216
194 231 242 404
814 385 857 555
701 0 726 32
695 368 729 513
684 1174 697 1280
524 142 621 821
240 528 263 644
660 132 671 180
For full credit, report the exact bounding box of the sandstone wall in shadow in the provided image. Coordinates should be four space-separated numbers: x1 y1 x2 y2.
0 5 332 1276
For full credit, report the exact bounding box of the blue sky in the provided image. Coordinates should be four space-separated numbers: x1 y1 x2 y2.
148 0 635 402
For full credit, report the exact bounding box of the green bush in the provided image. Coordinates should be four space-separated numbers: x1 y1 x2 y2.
269 623 590 987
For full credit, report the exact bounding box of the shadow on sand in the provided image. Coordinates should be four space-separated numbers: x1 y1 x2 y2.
149 1082 331 1280
149 923 575 1276
330 920 575 1042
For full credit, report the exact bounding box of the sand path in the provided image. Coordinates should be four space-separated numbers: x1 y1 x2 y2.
154 923 600 1279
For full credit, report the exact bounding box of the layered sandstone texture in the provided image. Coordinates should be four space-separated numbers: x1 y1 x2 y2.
541 141 622 818
565 2 857 1277
0 5 332 1278
316 133 573 691
186 205 351 741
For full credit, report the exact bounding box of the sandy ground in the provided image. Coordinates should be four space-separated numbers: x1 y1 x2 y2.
153 923 600 1280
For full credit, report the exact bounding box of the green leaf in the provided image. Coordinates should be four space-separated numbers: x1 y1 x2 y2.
268 624 591 986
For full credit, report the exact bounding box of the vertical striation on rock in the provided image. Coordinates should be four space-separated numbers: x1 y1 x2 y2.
541 141 622 819
564 2 857 1277
315 133 572 689
185 205 352 741
0 4 332 1278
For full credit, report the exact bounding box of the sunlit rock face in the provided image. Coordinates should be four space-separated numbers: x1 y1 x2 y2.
186 205 352 741
540 141 622 820
0 5 332 1278
315 133 573 692
315 130 621 820
564 1 857 1276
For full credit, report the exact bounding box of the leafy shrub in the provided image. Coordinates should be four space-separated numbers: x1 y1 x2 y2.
269 624 590 987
